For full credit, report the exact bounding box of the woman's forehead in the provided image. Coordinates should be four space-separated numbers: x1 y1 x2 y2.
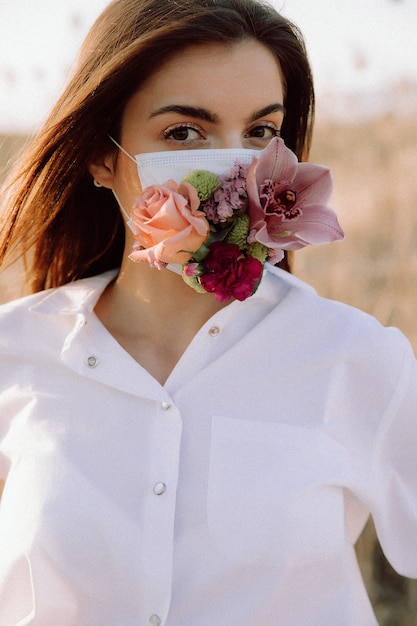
125 41 285 117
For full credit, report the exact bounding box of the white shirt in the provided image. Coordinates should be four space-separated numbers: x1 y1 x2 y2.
0 265 416 626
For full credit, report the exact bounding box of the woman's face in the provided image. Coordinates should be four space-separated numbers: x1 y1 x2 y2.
92 40 285 212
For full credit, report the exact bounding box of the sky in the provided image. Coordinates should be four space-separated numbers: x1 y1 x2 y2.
0 0 416 133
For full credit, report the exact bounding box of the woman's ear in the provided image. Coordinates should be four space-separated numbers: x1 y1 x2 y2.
88 152 117 189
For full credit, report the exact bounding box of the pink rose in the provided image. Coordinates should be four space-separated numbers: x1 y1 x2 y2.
246 138 344 255
199 242 263 302
129 180 210 268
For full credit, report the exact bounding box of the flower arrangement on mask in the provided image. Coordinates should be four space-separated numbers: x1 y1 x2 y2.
129 137 344 302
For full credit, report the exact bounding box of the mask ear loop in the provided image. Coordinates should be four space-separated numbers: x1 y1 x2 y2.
108 135 137 164
107 135 137 227
111 190 132 227
107 135 183 276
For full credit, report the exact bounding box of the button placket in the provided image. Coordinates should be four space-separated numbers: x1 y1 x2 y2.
140 399 181 624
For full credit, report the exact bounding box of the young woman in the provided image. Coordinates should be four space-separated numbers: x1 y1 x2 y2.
0 1 416 624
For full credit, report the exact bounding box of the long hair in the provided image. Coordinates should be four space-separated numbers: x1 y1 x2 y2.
0 0 315 292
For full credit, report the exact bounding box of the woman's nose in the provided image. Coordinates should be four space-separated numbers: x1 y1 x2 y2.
213 132 245 150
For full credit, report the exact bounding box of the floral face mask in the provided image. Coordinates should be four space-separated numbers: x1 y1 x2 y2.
108 136 344 302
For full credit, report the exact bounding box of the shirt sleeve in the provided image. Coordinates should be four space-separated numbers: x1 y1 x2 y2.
0 299 35 483
368 343 417 579
0 384 18 482
0 323 22 483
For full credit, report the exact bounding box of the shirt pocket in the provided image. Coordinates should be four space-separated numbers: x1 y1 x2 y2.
207 416 349 567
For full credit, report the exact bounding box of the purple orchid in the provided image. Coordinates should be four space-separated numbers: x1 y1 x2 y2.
246 137 344 261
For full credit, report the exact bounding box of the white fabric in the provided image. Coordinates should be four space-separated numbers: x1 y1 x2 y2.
134 147 259 187
0 265 416 625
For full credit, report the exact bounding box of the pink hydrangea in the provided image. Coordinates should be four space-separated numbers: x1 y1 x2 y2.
203 163 249 223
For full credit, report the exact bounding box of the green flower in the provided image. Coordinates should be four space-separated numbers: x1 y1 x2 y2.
225 214 250 248
246 241 268 263
182 170 220 202
181 273 207 293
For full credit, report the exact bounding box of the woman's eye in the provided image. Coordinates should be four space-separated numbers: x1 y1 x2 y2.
163 124 204 143
247 124 280 139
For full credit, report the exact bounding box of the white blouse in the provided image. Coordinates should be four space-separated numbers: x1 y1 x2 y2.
0 266 416 626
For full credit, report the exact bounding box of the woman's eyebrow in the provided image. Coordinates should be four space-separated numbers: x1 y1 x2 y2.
149 102 285 124
149 104 219 123
248 103 285 122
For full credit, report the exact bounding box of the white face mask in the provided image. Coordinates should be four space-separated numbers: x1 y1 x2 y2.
108 135 259 220
134 146 260 188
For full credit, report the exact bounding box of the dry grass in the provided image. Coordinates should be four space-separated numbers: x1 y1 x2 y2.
0 135 32 302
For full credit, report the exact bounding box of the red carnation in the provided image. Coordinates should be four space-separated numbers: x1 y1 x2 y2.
199 242 263 303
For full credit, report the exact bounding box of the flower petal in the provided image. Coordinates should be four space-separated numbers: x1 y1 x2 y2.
255 137 298 185
268 204 344 249
292 163 333 205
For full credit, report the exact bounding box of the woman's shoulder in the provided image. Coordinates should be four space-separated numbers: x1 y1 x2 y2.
266 264 414 360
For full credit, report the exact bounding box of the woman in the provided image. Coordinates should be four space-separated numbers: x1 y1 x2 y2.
0 1 416 624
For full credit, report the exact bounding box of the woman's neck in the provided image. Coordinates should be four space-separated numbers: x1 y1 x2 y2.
95 254 228 384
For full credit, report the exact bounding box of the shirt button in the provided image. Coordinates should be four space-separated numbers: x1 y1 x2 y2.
153 482 166 496
161 401 171 410
86 355 98 368
209 326 220 336
150 615 161 626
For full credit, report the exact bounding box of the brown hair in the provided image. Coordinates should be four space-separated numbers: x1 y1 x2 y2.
0 0 315 292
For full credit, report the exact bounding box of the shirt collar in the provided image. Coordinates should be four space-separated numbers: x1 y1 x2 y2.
263 262 315 294
29 270 118 317
28 263 313 319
